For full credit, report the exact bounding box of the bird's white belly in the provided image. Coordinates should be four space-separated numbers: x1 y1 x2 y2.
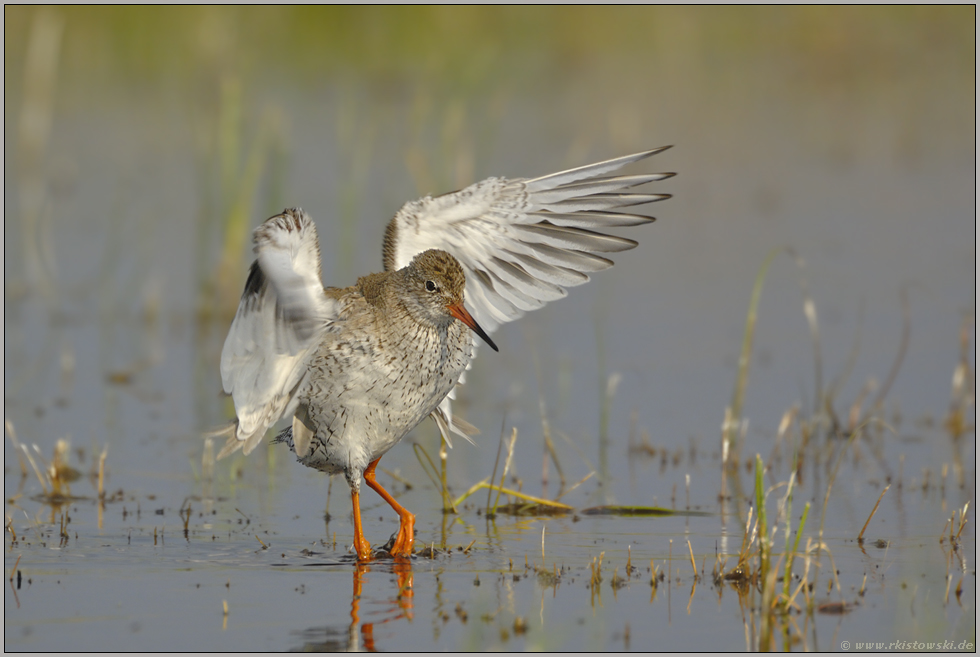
294 324 470 481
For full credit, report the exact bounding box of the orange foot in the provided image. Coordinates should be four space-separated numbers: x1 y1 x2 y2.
388 514 415 557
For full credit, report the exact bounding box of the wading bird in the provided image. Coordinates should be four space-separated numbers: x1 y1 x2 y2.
217 147 673 560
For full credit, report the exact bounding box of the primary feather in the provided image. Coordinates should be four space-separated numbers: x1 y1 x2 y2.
219 211 340 457
381 146 674 443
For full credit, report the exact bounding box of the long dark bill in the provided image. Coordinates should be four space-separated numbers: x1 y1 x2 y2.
447 304 499 352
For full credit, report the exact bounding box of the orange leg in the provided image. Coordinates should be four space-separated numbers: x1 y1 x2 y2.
363 457 415 557
350 563 376 651
350 489 373 561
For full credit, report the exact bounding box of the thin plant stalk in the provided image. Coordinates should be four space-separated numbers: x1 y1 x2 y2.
818 423 864 549
868 287 911 418
412 443 439 488
554 471 595 502
454 482 573 512
531 345 565 493
857 485 890 542
755 455 769 581
825 300 865 428
724 247 780 466
780 471 796 603
491 428 518 515
786 249 823 422
439 437 452 514
485 419 507 515
783 502 810 604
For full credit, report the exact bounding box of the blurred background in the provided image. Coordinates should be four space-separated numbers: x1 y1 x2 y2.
4 7 975 651
4 4 974 513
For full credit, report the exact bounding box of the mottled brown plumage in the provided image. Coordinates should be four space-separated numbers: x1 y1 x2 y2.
277 247 488 487
219 211 496 559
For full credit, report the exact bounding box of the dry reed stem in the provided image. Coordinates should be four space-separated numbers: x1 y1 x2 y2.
724 247 780 466
826 300 865 426
857 484 890 541
485 419 508 514
202 437 215 482
531 345 565 491
98 444 108 499
453 482 573 511
955 502 970 540
9 555 21 580
785 249 823 423
492 428 519 515
412 443 455 512
737 506 755 566
5 420 27 477
554 471 595 502
439 437 451 514
21 444 49 494
818 421 866 549
868 286 911 419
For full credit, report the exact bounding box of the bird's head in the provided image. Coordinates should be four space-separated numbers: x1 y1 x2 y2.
405 249 498 352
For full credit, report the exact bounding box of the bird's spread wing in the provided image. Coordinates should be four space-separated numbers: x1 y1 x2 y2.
382 147 673 443
219 208 340 458
383 147 673 332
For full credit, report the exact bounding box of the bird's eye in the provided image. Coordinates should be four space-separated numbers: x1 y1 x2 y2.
425 280 438 293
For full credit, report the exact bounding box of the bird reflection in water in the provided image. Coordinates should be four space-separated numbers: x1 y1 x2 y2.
290 557 414 652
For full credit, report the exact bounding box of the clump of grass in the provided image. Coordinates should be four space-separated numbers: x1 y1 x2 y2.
12 432 87 505
710 243 969 649
589 551 606 605
781 498 809 610
713 452 824 650
535 563 561 588
941 501 971 547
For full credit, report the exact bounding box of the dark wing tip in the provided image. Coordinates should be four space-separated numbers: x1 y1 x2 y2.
241 260 266 300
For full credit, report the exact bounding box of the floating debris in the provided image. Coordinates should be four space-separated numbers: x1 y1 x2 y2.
579 505 710 517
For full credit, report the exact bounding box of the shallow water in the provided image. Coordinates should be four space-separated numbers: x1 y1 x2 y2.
4 6 976 651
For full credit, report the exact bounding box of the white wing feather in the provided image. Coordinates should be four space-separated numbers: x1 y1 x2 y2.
382 147 674 443
219 209 339 457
